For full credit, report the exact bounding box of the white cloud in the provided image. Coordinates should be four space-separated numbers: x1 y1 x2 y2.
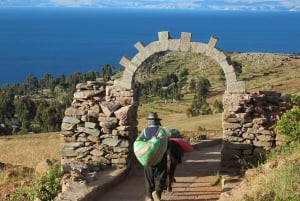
137 2 202 9
49 0 95 7
0 0 300 11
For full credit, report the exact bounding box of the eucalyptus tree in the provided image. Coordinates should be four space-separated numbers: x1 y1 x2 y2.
24 74 39 94
101 64 113 81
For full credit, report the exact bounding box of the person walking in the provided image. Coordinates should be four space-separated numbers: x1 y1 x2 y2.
135 112 168 201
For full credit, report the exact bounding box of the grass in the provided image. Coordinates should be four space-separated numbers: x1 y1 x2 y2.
0 133 61 200
211 172 222 186
0 132 61 168
228 141 300 201
138 108 222 132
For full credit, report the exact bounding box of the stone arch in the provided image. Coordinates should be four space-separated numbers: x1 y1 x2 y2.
112 31 249 168
114 31 245 94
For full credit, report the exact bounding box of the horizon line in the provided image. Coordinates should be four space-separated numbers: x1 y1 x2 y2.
0 6 298 12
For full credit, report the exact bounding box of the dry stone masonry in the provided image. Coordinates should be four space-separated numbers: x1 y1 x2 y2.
60 79 138 182
221 91 292 167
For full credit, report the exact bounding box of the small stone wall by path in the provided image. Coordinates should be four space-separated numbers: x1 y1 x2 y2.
60 80 138 182
221 91 292 168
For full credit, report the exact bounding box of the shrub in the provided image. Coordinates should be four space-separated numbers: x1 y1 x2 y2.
275 106 300 139
190 133 207 142
5 164 63 201
33 164 63 201
197 125 206 131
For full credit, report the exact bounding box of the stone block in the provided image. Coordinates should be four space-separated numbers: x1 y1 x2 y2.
158 31 170 41
73 89 104 99
167 39 180 51
102 138 120 147
118 139 129 148
180 32 192 51
113 147 129 153
226 81 246 93
252 140 273 148
208 36 218 48
75 146 93 155
87 135 99 143
100 102 121 117
119 56 131 69
225 117 240 123
112 158 127 164
191 42 207 53
131 55 143 67
222 122 241 129
242 132 255 140
61 122 75 131
256 134 274 142
61 147 77 157
134 41 145 51
148 41 162 53
65 107 79 117
224 135 244 142
84 122 98 129
225 71 237 82
252 118 267 125
90 149 104 156
77 126 100 137
100 120 118 129
114 105 131 122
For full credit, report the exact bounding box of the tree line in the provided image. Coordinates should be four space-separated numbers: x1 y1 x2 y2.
0 64 113 135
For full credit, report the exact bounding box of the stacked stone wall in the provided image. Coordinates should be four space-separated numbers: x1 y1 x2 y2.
60 79 138 182
221 91 292 167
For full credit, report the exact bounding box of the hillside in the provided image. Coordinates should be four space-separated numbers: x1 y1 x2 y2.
136 51 300 95
136 51 300 119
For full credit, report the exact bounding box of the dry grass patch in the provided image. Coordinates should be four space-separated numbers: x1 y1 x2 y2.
138 112 222 138
0 132 61 200
0 132 61 169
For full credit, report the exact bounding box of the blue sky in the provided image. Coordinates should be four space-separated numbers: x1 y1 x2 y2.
0 0 299 11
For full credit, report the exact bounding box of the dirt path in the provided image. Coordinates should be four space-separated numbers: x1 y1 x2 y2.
97 141 222 201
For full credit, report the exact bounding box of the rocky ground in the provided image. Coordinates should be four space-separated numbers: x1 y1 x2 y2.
0 162 34 200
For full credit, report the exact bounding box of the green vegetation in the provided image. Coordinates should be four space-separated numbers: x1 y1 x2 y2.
275 106 300 140
211 172 221 186
238 141 300 201
190 133 207 142
274 95 300 140
0 64 114 135
5 164 63 201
